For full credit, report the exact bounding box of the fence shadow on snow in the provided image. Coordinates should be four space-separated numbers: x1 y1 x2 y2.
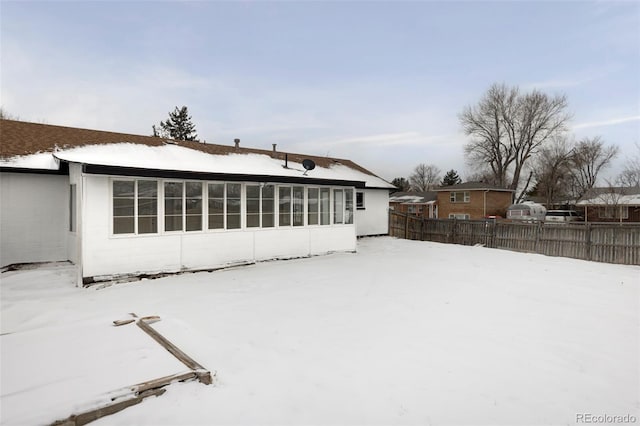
389 211 640 266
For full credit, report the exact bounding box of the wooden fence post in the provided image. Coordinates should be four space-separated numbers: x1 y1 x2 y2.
451 219 457 244
585 223 592 261
404 214 409 239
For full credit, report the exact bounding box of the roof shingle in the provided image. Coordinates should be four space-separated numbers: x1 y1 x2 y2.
0 119 384 180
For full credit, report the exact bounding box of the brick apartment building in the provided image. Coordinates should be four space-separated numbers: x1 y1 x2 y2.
434 182 514 220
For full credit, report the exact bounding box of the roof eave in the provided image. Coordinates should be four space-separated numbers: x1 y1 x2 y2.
80 163 366 188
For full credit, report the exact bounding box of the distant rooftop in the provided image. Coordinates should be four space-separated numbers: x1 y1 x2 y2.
433 181 514 192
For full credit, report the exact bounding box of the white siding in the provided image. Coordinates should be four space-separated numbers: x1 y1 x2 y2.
80 175 357 281
355 189 390 236
0 172 69 266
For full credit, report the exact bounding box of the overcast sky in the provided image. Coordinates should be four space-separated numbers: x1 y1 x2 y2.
2 1 638 182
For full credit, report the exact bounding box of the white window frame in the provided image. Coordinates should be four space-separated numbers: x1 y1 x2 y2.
111 178 160 236
598 205 629 219
356 191 365 210
450 191 470 203
448 213 470 220
110 179 358 237
163 180 185 233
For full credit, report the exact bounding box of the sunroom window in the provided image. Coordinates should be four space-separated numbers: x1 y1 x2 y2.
164 182 183 232
208 183 224 229
293 186 304 226
278 186 292 226
262 185 275 228
185 182 203 231
226 183 242 229
320 188 330 225
308 188 319 225
113 180 158 235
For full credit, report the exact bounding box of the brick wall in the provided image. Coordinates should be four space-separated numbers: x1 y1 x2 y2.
584 205 640 222
437 190 513 219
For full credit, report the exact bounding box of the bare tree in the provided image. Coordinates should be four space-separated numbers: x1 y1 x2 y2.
460 83 570 198
568 136 619 199
409 164 441 192
533 136 574 206
617 142 640 188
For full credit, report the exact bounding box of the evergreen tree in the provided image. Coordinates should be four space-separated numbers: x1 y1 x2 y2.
441 169 462 186
391 177 410 192
154 106 199 141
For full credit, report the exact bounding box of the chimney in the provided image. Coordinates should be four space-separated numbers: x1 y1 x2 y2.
272 143 277 158
234 138 240 150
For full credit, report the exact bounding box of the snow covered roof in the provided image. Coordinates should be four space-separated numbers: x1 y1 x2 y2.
576 193 640 206
0 119 394 189
389 191 438 203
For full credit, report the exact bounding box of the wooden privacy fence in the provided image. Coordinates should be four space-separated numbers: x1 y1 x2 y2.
389 212 640 266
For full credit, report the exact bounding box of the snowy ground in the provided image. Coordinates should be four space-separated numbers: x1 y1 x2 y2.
1 237 638 425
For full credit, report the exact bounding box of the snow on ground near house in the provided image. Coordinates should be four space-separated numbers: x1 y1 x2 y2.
1 238 638 425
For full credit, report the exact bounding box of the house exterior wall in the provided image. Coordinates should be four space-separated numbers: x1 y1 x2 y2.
583 205 640 222
437 190 513 219
80 174 357 281
355 189 389 236
0 172 69 266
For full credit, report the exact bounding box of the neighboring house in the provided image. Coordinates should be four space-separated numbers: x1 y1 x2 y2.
576 186 640 223
434 182 514 220
0 119 394 285
388 192 438 218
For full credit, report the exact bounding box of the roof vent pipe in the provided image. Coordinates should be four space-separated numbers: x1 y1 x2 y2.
272 143 277 157
234 138 240 149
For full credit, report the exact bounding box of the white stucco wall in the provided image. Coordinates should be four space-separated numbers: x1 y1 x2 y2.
80 175 358 280
0 172 69 266
355 189 390 236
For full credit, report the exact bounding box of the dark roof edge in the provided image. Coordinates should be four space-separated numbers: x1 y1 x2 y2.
81 163 366 188
0 163 68 175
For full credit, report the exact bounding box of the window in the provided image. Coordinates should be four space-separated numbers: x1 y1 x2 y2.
208 183 224 229
320 188 330 225
69 184 76 232
262 185 275 227
112 179 361 235
450 191 470 203
164 182 183 231
278 186 292 226
113 180 158 235
308 188 319 225
138 180 158 234
449 213 470 220
333 189 344 224
246 185 260 228
599 206 628 219
185 182 203 231
356 191 365 209
113 181 135 234
345 189 354 224
226 183 241 229
293 186 304 226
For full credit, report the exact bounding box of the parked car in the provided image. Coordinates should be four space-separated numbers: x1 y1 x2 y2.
544 210 582 223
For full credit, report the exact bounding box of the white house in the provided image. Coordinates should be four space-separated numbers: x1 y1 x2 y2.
0 119 394 286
